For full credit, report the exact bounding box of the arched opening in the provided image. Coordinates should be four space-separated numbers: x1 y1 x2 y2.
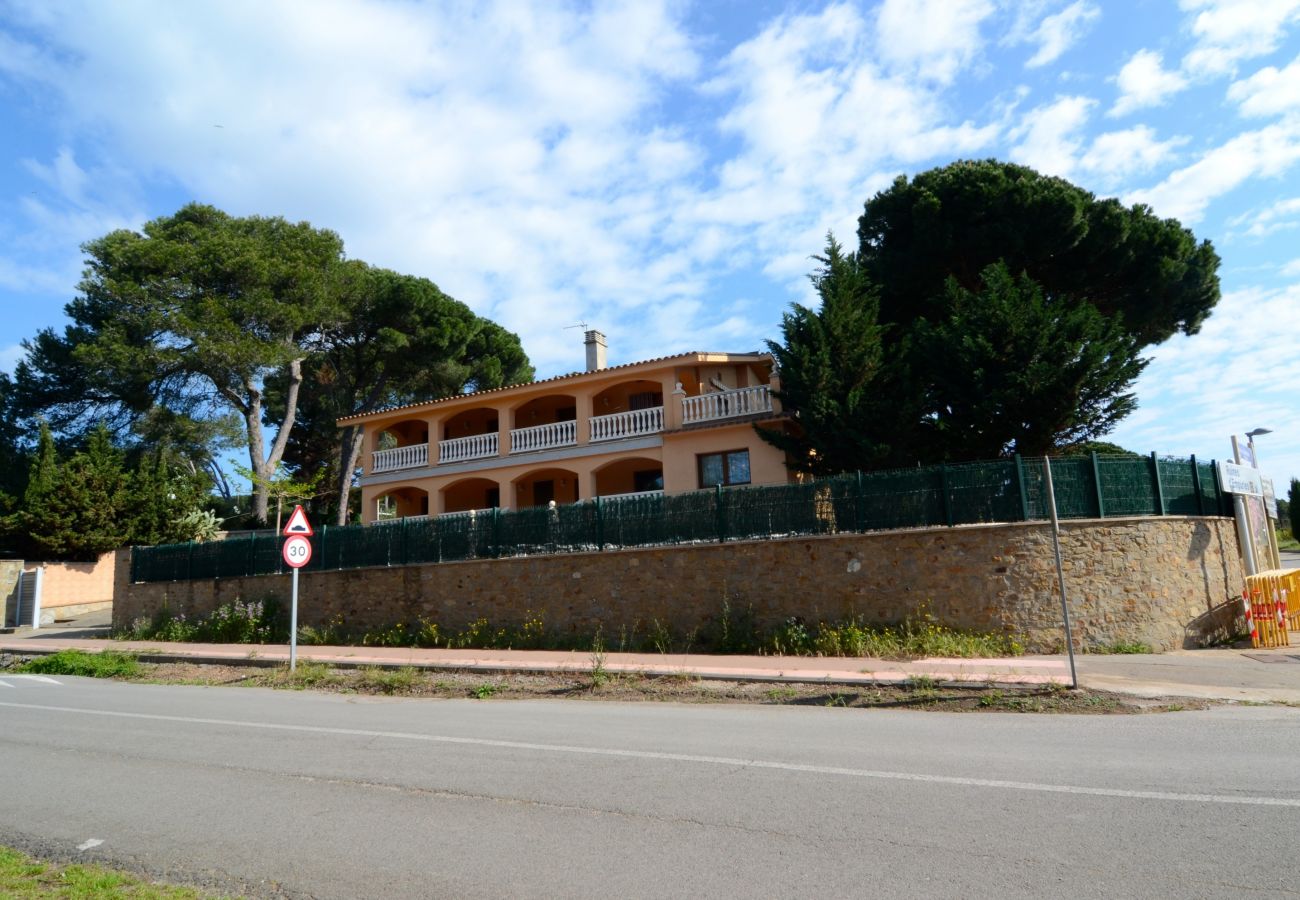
590 380 665 442
441 477 502 514
512 394 577 428
438 407 500 464
374 486 430 521
372 419 431 473
513 467 580 509
510 394 578 454
593 456 663 497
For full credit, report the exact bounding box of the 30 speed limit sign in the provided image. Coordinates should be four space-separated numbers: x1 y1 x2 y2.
282 534 312 569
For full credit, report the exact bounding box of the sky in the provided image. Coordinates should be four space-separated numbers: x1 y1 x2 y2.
0 0 1297 492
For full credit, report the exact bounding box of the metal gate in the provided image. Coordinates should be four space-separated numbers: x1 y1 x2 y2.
15 567 43 629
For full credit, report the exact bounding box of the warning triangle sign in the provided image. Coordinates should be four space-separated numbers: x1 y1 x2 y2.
282 505 314 537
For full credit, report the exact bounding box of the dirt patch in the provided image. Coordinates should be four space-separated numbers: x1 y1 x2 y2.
0 653 1214 714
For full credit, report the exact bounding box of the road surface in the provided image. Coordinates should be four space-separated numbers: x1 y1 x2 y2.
2 677 1298 898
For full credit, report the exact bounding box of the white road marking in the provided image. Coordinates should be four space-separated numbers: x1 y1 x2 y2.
0 681 12 688
2 700 1298 809
76 838 103 851
6 675 61 684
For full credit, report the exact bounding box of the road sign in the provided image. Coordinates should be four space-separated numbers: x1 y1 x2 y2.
283 505 313 536
1262 477 1278 519
1217 460 1263 496
282 534 312 569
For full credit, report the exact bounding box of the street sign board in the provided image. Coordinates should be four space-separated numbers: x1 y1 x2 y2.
282 534 312 569
1262 476 1279 519
1218 460 1263 496
283 505 313 536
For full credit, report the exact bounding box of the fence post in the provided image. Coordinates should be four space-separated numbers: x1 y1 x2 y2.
1014 454 1030 521
400 516 409 566
1090 451 1107 518
715 484 726 543
855 471 865 532
319 524 327 570
187 541 195 581
595 496 605 549
939 464 953 527
492 507 502 557
1150 451 1165 515
1190 455 1205 516
1209 458 1225 515
249 532 257 577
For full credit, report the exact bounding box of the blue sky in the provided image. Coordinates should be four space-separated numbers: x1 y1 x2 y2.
0 0 1298 489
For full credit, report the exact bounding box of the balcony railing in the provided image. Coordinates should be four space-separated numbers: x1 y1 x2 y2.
438 432 499 464
510 420 577 454
589 406 664 442
372 442 429 473
681 385 773 425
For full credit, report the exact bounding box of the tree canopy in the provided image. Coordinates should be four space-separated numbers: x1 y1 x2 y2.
763 160 1220 468
13 203 531 526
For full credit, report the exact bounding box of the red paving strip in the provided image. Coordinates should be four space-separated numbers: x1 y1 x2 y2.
0 636 1070 687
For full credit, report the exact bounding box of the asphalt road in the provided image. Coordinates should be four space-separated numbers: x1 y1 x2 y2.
2 678 1298 899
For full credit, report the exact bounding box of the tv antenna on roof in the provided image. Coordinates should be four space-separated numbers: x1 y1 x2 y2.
564 321 589 331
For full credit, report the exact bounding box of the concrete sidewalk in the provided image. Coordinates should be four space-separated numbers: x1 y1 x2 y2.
6 626 1300 700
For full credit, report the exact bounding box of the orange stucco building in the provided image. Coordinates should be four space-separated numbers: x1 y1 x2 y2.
338 332 791 523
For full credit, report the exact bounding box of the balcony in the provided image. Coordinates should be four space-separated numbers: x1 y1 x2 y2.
681 385 773 425
510 420 577 454
439 432 498 464
590 406 663 442
373 442 429 473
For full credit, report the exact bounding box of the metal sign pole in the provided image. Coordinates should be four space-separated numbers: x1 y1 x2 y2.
1043 458 1078 689
290 565 299 671
1230 436 1259 576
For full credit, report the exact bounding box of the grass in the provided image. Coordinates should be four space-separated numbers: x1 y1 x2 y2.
20 650 140 678
0 845 206 899
1088 641 1153 655
1277 530 1299 551
357 666 419 695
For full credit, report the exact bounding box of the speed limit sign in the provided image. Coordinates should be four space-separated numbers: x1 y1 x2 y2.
282 534 312 569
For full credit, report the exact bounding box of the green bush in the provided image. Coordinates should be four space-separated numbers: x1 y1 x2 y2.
20 650 139 678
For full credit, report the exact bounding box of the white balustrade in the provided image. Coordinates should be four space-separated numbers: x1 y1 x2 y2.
681 386 773 425
438 431 499 464
509 420 577 454
598 490 664 503
372 442 429 473
589 406 664 442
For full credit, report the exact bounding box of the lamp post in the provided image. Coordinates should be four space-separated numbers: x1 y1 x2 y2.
1245 428 1279 569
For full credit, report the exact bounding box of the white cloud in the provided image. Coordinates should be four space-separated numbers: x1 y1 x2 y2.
874 0 996 84
1110 49 1188 116
1008 95 1095 177
1079 126 1185 183
1180 0 1300 76
1024 1 1101 68
1228 196 1300 237
1281 257 1300 276
1127 122 1300 222
0 343 24 374
1228 55 1300 116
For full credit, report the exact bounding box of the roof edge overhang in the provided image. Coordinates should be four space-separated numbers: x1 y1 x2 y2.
336 350 773 427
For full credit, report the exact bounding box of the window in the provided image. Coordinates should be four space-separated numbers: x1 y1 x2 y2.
629 391 662 411
376 495 398 520
698 449 750 488
633 469 664 492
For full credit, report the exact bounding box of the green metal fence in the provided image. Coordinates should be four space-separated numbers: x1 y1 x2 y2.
130 453 1231 584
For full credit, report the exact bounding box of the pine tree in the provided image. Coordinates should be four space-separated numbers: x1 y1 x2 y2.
127 444 212 546
20 424 128 560
759 235 893 475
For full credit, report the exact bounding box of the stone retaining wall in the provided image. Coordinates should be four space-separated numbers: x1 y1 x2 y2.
114 516 1245 652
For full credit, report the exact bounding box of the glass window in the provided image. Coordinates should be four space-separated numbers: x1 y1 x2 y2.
698 449 750 487
376 495 397 520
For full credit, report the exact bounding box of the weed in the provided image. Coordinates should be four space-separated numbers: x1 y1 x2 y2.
358 666 419 694
1089 640 1153 655
824 693 849 708
979 689 1005 707
590 628 609 688
283 661 338 689
764 687 798 701
474 683 498 699
649 619 674 655
20 650 140 678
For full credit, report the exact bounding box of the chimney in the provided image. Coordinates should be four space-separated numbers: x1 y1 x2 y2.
584 329 607 371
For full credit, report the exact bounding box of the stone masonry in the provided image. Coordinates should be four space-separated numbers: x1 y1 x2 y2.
114 516 1245 653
